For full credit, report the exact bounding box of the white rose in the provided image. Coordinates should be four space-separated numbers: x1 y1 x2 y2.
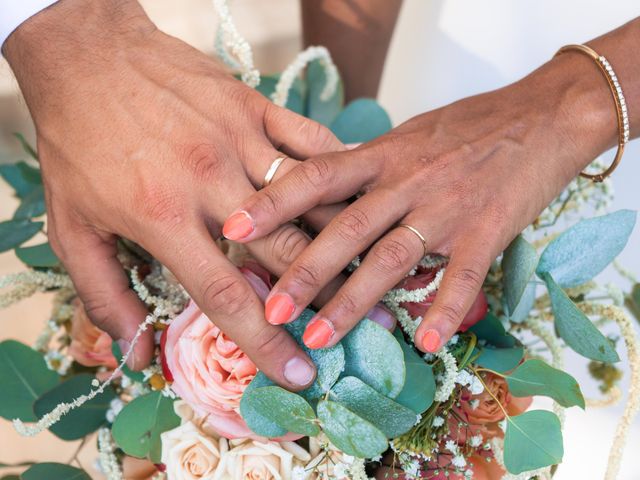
161 421 228 480
219 439 310 480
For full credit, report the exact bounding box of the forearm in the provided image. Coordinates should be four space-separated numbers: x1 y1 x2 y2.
300 0 402 102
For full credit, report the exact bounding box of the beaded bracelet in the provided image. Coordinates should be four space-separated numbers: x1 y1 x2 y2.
554 44 629 183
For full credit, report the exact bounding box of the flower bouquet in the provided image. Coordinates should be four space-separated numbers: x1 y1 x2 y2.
1 4 640 480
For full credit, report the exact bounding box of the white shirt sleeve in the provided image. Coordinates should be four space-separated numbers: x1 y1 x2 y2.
1 0 58 49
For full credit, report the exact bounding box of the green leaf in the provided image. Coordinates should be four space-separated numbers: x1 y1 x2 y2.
543 273 619 363
626 283 640 324
330 98 392 143
474 345 524 373
112 391 180 462
0 220 43 253
536 210 636 287
502 235 538 315
306 59 344 126
240 373 287 438
392 329 435 414
285 309 345 400
0 162 42 199
13 133 38 160
469 313 516 348
329 376 416 438
342 320 405 398
241 386 319 437
13 186 45 220
33 374 115 440
510 283 536 323
0 340 58 421
15 243 59 268
255 74 305 115
506 359 584 408
111 342 146 382
504 410 563 474
21 463 90 480
317 400 388 458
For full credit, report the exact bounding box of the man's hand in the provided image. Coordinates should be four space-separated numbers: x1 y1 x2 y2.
3 0 344 389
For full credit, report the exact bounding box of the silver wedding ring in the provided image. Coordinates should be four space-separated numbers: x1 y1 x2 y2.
398 224 428 258
262 155 287 188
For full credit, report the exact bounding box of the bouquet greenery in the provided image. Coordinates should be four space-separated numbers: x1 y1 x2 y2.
1 4 639 480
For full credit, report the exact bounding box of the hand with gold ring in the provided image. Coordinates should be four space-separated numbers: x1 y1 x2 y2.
222 41 631 352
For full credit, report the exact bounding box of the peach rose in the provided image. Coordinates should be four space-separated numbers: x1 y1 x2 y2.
397 266 488 331
220 439 310 480
164 263 274 439
121 456 158 480
68 298 117 369
459 371 533 425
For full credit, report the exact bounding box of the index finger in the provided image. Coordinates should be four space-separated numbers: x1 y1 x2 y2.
151 223 316 391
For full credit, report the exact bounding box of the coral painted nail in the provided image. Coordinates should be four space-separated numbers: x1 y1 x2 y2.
265 293 295 325
222 211 254 240
303 317 334 349
422 329 441 353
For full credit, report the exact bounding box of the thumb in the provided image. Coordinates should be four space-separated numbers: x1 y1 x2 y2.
52 228 153 370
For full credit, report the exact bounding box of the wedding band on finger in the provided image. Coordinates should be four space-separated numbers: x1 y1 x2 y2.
397 223 428 258
262 155 288 188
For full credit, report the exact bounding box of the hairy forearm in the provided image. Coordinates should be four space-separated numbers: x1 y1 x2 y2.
300 0 402 102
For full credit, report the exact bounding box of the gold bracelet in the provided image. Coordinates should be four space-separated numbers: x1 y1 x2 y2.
554 44 629 183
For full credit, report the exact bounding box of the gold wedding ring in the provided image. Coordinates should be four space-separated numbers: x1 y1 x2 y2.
262 155 287 188
398 224 428 258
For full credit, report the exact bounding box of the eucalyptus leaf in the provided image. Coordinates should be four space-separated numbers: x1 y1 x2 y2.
330 98 392 143
34 374 115 440
1 475 20 480
306 59 344 126
240 373 287 438
111 342 146 382
469 313 516 349
0 220 43 253
504 410 563 474
255 74 305 115
284 309 345 400
241 386 319 437
112 391 180 462
13 133 38 160
0 340 58 421
506 359 585 408
317 400 388 458
21 463 90 480
330 376 416 438
13 186 45 220
474 345 524 373
15 243 59 268
543 273 619 363
0 161 42 199
510 282 536 324
342 320 405 398
536 210 636 287
392 329 435 414
502 235 538 314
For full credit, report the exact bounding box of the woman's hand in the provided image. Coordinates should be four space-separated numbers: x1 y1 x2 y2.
224 50 621 352
3 0 348 388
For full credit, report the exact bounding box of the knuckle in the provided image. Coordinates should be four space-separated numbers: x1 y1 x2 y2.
289 261 322 290
436 302 465 327
136 185 187 232
254 327 291 359
333 291 359 317
179 142 224 183
298 119 337 152
267 225 309 266
450 266 484 294
298 157 333 189
202 273 252 316
81 296 117 334
333 208 370 242
372 237 414 273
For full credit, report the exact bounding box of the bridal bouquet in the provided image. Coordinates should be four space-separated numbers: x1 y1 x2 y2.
1 4 639 480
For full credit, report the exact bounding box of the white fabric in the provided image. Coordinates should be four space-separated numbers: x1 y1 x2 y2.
1 0 58 49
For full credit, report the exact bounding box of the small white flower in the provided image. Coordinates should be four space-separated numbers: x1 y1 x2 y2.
452 454 467 469
44 351 72 375
432 416 445 427
469 434 483 448
445 440 458 453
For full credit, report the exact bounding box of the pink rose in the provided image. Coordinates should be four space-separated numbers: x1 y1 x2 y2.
397 266 488 331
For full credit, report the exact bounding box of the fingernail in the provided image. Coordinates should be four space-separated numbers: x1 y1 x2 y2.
422 329 441 353
117 339 136 369
303 317 334 349
284 356 316 386
265 293 295 325
366 304 396 331
222 211 254 240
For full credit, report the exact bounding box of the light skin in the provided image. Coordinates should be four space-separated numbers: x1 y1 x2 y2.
225 18 640 353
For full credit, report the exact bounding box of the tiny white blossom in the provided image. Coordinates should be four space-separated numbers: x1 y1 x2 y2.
452 455 467 469
445 440 458 453
432 416 445 427
469 434 483 448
